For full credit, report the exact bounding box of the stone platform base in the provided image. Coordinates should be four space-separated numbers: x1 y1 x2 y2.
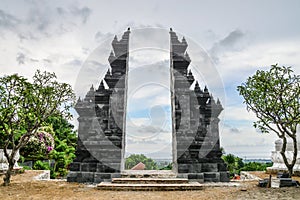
121 170 229 182
113 177 188 184
178 172 230 182
267 167 300 176
67 170 230 183
97 182 203 191
121 170 176 178
98 177 202 191
67 171 121 183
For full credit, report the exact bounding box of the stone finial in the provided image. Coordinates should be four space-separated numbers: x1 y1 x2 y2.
113 35 118 42
98 80 105 90
204 86 209 93
90 84 94 91
106 68 111 76
194 81 202 93
185 52 191 62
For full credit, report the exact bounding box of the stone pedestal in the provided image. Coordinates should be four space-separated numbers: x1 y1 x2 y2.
267 139 300 175
0 149 21 171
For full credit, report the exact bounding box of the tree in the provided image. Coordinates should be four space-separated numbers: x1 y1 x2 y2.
222 154 244 175
237 64 300 177
0 70 75 186
125 154 158 170
20 116 77 178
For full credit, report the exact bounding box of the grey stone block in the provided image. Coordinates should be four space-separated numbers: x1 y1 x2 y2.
176 173 188 179
178 164 189 173
187 173 204 180
189 163 202 173
201 163 218 172
220 172 230 182
111 173 121 178
218 163 228 171
69 162 81 171
94 173 112 183
78 172 95 183
204 172 220 182
67 171 79 182
81 163 97 172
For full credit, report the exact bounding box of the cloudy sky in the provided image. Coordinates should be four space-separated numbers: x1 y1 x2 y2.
1 0 299 160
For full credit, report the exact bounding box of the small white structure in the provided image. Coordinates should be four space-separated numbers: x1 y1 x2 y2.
0 149 21 171
267 140 300 175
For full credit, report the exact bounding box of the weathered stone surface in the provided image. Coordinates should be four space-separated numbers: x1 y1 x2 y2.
170 29 229 182
67 28 130 183
68 28 229 184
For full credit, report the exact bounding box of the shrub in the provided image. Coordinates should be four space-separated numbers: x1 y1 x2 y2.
33 160 50 170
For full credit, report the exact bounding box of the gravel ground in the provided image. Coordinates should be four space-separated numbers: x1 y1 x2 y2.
0 170 300 200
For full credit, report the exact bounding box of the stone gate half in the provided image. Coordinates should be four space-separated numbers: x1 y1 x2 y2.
67 28 229 183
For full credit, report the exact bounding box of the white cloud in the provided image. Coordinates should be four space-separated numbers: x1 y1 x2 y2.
220 106 257 122
220 124 277 159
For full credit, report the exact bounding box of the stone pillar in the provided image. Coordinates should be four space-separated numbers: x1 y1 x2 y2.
68 28 130 183
169 28 229 182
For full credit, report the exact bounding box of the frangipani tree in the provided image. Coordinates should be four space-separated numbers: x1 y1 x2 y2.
237 64 300 177
0 70 75 186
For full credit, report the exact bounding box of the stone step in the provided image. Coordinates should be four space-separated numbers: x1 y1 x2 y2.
97 182 203 191
121 170 176 178
112 178 189 184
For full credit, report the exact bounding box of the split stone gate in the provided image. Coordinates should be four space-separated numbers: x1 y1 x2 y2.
67 28 229 183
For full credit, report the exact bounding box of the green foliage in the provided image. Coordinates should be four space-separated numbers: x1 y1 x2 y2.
159 163 172 170
20 116 77 178
21 165 32 170
33 160 50 170
125 154 158 170
44 116 77 147
222 154 273 176
240 162 273 171
49 139 76 178
47 116 77 178
0 70 75 185
237 64 300 177
237 64 299 135
222 154 244 175
21 126 55 160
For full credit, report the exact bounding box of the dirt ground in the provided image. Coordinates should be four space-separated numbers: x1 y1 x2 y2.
0 171 300 200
